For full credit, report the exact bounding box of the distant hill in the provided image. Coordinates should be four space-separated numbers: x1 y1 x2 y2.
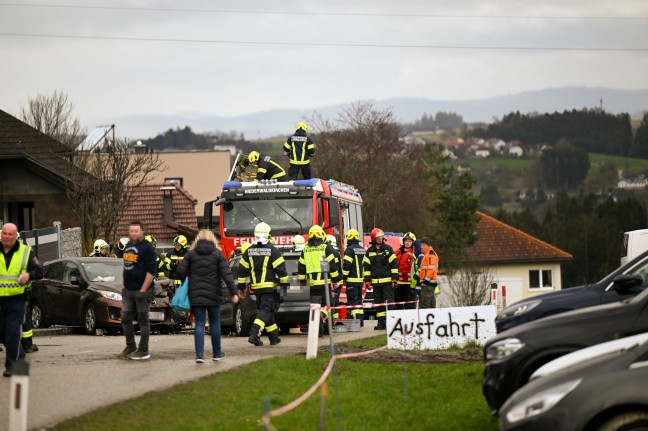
110 87 648 140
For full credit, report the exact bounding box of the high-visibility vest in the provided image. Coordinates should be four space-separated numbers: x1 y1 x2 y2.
298 243 340 286
0 243 31 296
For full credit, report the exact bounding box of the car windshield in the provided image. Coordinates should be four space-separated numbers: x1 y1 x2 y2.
81 261 123 283
222 198 312 236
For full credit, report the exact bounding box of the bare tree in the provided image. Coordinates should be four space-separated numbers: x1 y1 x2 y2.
20 90 86 149
309 103 433 234
445 266 494 307
67 140 166 254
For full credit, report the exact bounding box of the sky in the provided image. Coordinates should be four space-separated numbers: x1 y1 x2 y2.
1 0 647 133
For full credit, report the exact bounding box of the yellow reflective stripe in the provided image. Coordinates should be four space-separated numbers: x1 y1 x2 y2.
237 277 247 284
258 167 267 174
298 274 307 281
344 255 353 262
272 256 285 268
254 318 265 329
350 309 364 316
260 256 269 285
22 330 33 338
321 309 329 317
372 277 392 284
290 159 310 165
250 257 257 284
240 259 250 269
347 277 363 283
377 311 387 317
388 254 396 262
271 171 285 179
251 282 275 288
342 269 350 276
278 276 289 284
266 324 278 332
391 269 398 275
326 254 334 262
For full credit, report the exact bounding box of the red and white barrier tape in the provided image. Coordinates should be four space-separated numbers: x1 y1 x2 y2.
323 300 419 311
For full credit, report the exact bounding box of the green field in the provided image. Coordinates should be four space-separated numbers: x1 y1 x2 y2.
52 339 496 431
587 153 648 180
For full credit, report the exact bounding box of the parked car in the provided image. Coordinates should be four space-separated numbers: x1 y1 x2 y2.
498 333 648 430
495 250 648 333
483 282 648 414
228 250 312 336
30 257 176 334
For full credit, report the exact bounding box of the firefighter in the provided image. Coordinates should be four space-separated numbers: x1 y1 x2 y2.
298 225 341 333
114 237 129 259
89 239 113 257
395 232 417 309
237 222 288 346
417 237 439 308
245 151 287 182
145 235 167 277
165 235 188 289
363 228 398 330
326 234 342 319
342 229 366 326
283 122 315 180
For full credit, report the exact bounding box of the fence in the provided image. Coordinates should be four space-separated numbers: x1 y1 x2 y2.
18 224 83 262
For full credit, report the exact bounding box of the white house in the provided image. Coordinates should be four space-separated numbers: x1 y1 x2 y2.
475 149 491 158
509 146 524 157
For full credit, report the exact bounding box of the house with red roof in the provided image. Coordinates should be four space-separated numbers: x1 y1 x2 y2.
116 183 199 250
437 211 573 307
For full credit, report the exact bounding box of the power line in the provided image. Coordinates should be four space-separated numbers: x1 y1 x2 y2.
1 31 646 51
1 2 647 20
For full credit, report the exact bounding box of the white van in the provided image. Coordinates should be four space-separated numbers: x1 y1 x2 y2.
621 229 648 266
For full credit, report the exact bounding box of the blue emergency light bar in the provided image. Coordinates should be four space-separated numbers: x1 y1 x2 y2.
293 179 319 187
223 181 242 188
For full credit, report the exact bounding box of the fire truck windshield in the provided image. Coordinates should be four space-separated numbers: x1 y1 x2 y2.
222 198 313 236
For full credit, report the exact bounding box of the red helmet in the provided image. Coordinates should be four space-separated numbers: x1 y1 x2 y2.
370 228 385 240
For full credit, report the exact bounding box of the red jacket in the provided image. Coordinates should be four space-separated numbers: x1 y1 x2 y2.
395 246 416 285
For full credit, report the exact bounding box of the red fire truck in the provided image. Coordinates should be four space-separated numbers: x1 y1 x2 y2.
205 178 364 259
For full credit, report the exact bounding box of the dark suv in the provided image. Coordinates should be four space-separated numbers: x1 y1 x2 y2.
227 251 312 336
495 250 648 333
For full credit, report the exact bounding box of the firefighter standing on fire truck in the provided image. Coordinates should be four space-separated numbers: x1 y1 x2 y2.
395 232 417 309
363 228 398 330
298 225 341 333
342 229 366 326
237 222 288 346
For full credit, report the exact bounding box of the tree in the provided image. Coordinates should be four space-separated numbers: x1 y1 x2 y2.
630 112 648 158
20 90 85 149
445 266 494 307
67 140 165 254
539 139 590 188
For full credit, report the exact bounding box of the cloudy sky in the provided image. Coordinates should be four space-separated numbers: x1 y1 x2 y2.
1 0 647 131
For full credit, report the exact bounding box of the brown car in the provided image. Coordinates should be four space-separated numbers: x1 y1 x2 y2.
30 257 176 334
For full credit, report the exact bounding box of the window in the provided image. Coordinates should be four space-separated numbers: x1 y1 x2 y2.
529 269 553 289
165 178 183 186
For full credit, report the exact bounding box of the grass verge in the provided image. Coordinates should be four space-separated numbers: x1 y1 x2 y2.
51 340 496 431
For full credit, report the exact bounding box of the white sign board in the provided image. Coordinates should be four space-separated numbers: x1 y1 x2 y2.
387 306 497 350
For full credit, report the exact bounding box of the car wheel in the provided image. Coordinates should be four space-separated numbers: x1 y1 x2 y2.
83 304 98 335
597 411 648 431
235 304 252 337
31 302 50 329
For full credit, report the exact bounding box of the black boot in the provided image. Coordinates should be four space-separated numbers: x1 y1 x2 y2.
268 330 281 345
374 319 386 330
248 325 264 346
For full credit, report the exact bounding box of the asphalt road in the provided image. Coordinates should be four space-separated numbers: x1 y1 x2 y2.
0 324 380 430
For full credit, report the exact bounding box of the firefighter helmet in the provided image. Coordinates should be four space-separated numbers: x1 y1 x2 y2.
292 235 306 250
144 234 157 248
308 225 326 240
93 239 110 253
173 235 188 248
370 228 384 241
117 237 129 251
295 122 308 132
403 232 417 242
248 151 260 164
240 241 252 254
326 234 337 248
345 229 360 241
254 222 271 239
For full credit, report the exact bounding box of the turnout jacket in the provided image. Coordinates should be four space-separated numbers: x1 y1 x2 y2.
255 154 286 181
283 130 315 165
298 238 341 286
342 240 366 284
362 242 398 284
176 240 236 306
237 242 288 290
395 245 417 285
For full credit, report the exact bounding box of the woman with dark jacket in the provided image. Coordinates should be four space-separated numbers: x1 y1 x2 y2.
177 229 238 363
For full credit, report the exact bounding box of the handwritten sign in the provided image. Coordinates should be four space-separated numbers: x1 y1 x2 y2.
386 306 496 350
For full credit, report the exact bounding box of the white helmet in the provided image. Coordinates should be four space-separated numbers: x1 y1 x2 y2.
292 235 306 251
254 222 271 245
117 237 129 251
326 234 337 248
93 239 110 253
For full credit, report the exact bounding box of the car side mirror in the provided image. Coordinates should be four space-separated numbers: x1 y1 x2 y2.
70 276 81 286
612 274 642 290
